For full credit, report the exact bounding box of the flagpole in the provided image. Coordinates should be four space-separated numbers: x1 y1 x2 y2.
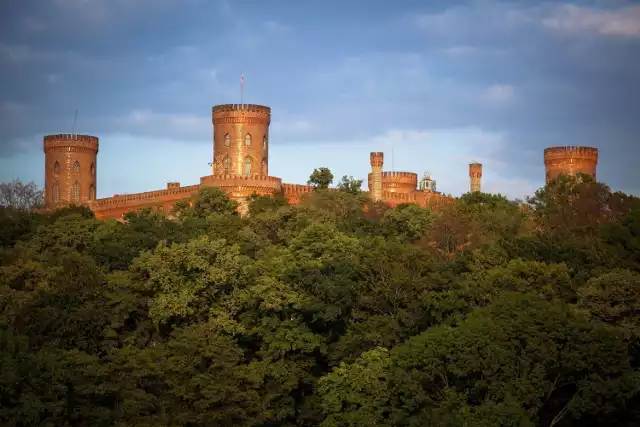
240 73 244 106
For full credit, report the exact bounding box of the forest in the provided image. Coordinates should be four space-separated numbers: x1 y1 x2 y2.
0 172 639 427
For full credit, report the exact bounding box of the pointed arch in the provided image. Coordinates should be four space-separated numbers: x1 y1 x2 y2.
53 182 60 202
90 163 95 175
245 133 251 147
224 133 231 147
243 156 252 176
72 181 80 202
223 155 231 173
54 161 61 174
89 184 95 201
73 160 80 173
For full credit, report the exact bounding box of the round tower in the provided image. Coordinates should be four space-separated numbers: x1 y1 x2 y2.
369 152 384 202
43 134 99 209
469 162 482 193
212 104 271 177
544 146 598 184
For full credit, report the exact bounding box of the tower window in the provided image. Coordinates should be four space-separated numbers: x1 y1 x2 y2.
245 134 251 147
223 155 231 172
54 161 60 174
90 163 95 175
261 158 267 176
53 182 60 202
72 182 80 202
73 161 80 173
89 185 95 201
263 135 267 149
244 157 252 176
224 133 231 147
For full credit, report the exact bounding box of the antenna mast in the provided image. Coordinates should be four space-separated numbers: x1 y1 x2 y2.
72 110 78 135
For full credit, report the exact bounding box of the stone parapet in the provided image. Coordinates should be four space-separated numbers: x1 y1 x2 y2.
544 146 599 184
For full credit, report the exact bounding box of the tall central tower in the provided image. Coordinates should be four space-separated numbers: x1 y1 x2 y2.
212 104 271 177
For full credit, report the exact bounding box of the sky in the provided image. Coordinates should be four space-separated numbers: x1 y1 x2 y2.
1 0 639 200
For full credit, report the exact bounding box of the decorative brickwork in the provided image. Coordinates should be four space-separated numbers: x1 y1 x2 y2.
44 134 99 209
544 146 598 184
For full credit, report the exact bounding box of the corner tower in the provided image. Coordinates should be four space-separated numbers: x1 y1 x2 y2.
544 146 598 184
469 162 482 193
212 104 271 177
44 134 99 209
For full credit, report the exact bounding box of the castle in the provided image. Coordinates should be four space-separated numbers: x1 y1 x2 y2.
43 103 599 220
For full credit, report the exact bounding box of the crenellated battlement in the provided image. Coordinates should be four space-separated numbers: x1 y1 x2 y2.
44 134 99 153
90 184 201 209
44 134 99 143
282 183 315 195
544 146 599 161
200 174 282 191
380 171 418 180
212 104 271 115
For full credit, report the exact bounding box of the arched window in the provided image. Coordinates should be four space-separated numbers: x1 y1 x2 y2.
53 182 60 202
54 161 60 174
72 182 80 202
263 135 267 149
223 156 231 172
89 184 95 201
224 133 231 147
245 134 251 147
243 157 252 176
261 158 267 176
90 163 95 175
73 161 80 173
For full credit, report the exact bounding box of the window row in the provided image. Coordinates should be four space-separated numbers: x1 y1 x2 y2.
53 161 95 175
218 156 267 176
51 182 96 202
223 133 268 148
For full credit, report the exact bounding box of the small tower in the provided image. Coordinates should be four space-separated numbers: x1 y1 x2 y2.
469 162 482 193
544 146 598 184
419 172 436 192
369 152 384 202
44 134 99 209
212 104 271 177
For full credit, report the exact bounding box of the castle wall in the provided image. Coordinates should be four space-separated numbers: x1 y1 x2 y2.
544 146 598 184
44 134 99 209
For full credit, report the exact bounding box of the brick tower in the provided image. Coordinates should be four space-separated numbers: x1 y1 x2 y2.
469 162 482 193
44 134 99 209
369 152 384 202
212 104 271 177
544 146 598 184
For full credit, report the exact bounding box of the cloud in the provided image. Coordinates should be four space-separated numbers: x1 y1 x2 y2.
542 4 640 38
112 110 210 141
482 84 515 106
441 45 510 58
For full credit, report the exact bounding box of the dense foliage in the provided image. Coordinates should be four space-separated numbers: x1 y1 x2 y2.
1 174 639 426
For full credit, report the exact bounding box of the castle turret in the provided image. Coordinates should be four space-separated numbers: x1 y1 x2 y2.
44 134 99 209
369 152 384 202
469 162 482 193
544 146 598 184
212 104 271 177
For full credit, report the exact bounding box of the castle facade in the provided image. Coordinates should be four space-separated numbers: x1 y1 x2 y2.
42 103 599 220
